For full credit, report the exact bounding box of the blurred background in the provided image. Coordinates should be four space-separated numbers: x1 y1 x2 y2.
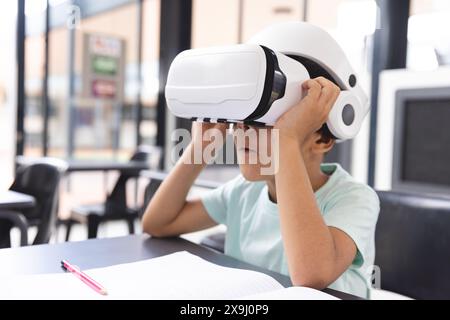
0 0 447 168
1 0 450 299
1 0 450 234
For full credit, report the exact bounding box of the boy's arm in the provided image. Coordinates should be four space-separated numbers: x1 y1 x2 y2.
142 123 226 237
274 78 357 289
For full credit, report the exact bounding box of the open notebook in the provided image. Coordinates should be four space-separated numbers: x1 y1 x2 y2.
0 251 339 300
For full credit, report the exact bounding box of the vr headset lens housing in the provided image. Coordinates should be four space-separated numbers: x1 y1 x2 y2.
166 44 309 126
166 44 288 124
165 22 369 141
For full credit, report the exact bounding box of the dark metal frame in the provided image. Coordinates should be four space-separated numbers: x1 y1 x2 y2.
42 0 50 156
391 87 450 197
367 0 410 186
66 0 77 159
16 0 26 157
155 0 192 163
135 0 144 146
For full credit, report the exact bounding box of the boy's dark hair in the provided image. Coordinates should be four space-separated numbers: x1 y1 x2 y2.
317 123 336 144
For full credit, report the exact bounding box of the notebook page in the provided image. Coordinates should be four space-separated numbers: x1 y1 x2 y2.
242 286 340 300
0 251 284 300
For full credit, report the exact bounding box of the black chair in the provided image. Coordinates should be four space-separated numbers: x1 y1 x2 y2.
0 162 65 247
375 190 450 299
0 211 28 247
140 178 164 218
142 170 230 253
200 232 225 253
65 146 161 240
139 170 227 252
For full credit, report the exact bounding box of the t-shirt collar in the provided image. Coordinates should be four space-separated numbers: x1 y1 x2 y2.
261 163 341 214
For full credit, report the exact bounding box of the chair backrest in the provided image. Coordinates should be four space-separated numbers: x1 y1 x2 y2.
9 162 65 245
131 145 162 166
140 178 164 218
15 156 69 173
375 190 450 299
106 146 162 214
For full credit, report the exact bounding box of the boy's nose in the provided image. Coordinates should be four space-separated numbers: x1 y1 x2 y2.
236 123 251 131
237 123 266 131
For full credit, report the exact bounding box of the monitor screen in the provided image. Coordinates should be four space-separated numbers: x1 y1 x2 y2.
401 98 450 187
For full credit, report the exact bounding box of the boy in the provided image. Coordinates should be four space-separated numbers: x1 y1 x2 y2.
142 77 379 298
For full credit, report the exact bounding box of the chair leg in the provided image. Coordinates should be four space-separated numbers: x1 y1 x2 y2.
65 220 73 242
87 216 100 239
0 221 12 249
127 218 135 234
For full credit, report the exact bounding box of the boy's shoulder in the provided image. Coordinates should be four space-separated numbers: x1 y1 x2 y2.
320 163 380 207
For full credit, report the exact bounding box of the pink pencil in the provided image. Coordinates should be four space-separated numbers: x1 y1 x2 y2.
61 260 108 296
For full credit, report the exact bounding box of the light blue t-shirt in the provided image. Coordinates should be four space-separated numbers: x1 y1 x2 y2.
201 163 380 298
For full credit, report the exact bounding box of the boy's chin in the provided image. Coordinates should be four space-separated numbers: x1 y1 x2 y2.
239 164 271 181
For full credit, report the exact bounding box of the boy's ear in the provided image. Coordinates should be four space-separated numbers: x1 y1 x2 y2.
312 132 335 155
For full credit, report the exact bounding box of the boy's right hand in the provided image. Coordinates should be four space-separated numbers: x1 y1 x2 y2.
191 121 229 150
274 77 340 146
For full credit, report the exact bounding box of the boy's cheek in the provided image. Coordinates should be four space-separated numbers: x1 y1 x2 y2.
239 163 265 181
238 159 278 180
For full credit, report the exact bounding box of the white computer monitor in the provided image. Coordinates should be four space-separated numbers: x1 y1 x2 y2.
375 67 450 195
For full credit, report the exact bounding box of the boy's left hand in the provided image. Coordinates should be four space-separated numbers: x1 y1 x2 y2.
274 77 340 145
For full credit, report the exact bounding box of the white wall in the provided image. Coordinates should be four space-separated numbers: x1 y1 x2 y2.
0 1 17 189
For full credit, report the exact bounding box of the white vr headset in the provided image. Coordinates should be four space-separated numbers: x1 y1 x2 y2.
165 22 369 141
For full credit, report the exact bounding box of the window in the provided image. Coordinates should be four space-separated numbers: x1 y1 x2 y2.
408 0 450 70
0 1 17 188
23 0 161 160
